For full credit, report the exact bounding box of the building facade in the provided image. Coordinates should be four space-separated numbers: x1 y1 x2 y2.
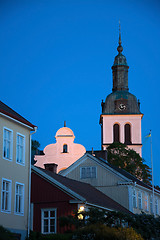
61 153 160 216
34 123 86 172
100 32 143 156
0 101 36 240
31 165 131 234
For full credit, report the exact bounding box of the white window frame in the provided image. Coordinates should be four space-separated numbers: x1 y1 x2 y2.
1 178 12 213
150 195 153 214
3 127 13 161
80 166 97 179
132 189 137 208
41 208 57 234
14 182 24 215
155 198 158 215
144 193 149 211
138 191 142 210
16 133 25 165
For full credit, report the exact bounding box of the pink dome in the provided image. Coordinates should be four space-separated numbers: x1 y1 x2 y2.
55 127 75 138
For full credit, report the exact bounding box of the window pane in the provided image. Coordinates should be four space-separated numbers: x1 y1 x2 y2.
50 211 55 217
44 225 48 233
44 211 48 218
113 124 120 142
50 225 55 233
2 192 5 210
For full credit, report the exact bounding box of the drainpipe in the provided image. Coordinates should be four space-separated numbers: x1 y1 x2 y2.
28 127 37 237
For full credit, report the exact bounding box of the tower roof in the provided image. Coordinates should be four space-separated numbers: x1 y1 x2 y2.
101 24 141 115
55 126 75 138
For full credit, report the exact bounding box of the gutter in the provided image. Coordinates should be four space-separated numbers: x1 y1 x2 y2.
28 127 37 238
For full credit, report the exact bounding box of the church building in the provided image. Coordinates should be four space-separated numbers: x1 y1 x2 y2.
100 30 143 156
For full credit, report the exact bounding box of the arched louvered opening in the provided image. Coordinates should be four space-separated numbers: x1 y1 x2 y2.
113 124 120 142
125 124 131 144
63 144 68 153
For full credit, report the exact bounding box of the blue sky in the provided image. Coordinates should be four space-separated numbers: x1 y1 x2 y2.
0 0 160 185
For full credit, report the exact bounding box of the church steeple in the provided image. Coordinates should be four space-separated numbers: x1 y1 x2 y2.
112 23 129 92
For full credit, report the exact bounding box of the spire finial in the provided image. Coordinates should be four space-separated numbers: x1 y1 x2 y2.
64 121 66 127
117 20 123 53
119 20 122 46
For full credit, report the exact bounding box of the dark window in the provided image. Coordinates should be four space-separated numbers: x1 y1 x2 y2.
125 124 131 144
63 144 68 153
113 124 120 142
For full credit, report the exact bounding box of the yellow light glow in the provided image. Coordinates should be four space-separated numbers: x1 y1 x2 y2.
79 206 84 211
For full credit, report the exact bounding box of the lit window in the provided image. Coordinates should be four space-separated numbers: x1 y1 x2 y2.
3 128 13 160
138 191 142 209
80 167 97 179
15 183 24 215
78 206 85 220
132 189 137 208
144 193 148 211
63 144 68 153
1 178 12 213
155 198 158 215
16 133 25 165
41 209 56 234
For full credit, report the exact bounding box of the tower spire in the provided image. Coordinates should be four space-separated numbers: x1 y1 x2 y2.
118 20 122 46
117 20 123 53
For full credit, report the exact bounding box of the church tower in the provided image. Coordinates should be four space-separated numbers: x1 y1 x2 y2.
100 27 143 156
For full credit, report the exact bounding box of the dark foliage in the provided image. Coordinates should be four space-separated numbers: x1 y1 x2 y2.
0 226 16 240
107 142 152 184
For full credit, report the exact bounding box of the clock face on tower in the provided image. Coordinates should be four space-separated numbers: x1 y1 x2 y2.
118 103 126 111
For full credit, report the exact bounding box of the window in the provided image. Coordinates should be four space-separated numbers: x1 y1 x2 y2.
16 133 25 165
63 144 68 153
144 193 148 211
124 124 131 144
150 195 153 214
15 183 24 215
1 178 12 213
3 128 13 160
113 124 120 142
80 167 97 179
138 191 142 209
132 189 137 208
155 198 158 215
41 209 56 234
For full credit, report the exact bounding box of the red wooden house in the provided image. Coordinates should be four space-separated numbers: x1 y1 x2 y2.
31 165 131 234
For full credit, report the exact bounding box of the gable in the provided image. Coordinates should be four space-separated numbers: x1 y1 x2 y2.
31 172 76 203
61 154 130 186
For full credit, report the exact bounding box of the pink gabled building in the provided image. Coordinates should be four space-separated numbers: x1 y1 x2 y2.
100 31 143 156
34 123 86 172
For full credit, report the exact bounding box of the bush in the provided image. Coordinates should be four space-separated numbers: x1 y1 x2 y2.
0 225 16 240
26 231 72 240
73 224 143 240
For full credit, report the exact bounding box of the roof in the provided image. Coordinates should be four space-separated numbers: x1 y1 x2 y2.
32 165 132 215
0 100 36 129
92 154 160 195
102 90 142 115
55 126 74 138
61 153 160 195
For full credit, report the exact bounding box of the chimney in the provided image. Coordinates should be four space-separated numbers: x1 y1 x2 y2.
44 163 58 173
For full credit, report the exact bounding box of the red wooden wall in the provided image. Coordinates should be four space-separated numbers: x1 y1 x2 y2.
31 172 78 233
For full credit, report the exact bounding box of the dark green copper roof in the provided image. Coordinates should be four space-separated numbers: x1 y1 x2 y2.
113 52 128 67
102 90 141 114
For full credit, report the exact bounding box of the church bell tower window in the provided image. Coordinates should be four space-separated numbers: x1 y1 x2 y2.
124 124 131 144
63 144 68 153
113 124 120 143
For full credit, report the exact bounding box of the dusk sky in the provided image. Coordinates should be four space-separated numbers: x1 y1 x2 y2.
1 0 160 185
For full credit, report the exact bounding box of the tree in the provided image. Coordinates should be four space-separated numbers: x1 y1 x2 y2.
107 142 151 184
31 140 40 165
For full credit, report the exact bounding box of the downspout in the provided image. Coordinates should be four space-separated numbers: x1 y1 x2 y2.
28 127 37 237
